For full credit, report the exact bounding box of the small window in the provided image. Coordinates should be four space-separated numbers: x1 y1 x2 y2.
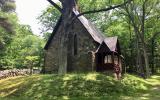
114 56 119 64
104 55 112 64
74 34 77 55
104 56 108 64
108 55 112 63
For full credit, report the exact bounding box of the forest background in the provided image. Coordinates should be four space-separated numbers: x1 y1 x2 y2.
0 0 160 77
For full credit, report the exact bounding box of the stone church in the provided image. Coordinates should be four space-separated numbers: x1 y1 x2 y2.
44 9 122 73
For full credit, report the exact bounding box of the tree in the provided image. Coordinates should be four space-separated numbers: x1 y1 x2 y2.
120 0 160 77
0 0 16 32
0 0 17 69
151 32 160 73
38 5 61 34
0 0 16 12
25 56 39 75
0 0 45 71
0 24 45 69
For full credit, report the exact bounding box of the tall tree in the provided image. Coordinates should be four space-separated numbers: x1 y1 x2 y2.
122 0 160 77
0 0 16 57
0 24 45 69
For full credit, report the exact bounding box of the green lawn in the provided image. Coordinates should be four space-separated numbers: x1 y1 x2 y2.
122 75 160 100
0 73 160 100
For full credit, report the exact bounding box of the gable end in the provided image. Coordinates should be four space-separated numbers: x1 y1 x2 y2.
44 16 62 50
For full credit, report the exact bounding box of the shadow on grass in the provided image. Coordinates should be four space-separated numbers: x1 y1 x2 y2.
0 73 159 100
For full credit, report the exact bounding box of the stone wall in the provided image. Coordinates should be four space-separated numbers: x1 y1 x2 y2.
69 19 98 72
44 26 63 73
45 18 99 73
0 69 40 79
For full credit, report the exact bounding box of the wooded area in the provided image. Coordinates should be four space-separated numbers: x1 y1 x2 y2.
0 0 44 71
0 0 160 99
0 0 160 77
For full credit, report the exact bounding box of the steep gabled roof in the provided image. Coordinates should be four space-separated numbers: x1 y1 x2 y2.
96 36 120 54
44 10 105 50
104 36 118 52
73 10 105 43
44 16 62 49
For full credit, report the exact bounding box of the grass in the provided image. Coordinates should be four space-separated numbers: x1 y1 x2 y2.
0 73 160 100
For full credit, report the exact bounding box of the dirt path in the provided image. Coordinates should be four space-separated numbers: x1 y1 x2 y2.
138 75 160 100
122 75 160 100
135 75 160 100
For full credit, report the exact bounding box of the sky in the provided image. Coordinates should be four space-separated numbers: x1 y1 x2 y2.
15 0 58 35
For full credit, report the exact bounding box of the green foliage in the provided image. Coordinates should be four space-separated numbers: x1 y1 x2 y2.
0 11 18 48
38 5 61 36
0 0 16 12
1 73 160 100
1 1 16 12
25 56 39 67
0 0 45 70
0 0 19 70
37 5 61 40
0 24 45 69
0 0 17 44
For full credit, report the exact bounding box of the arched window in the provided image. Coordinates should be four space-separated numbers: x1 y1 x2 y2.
74 34 77 55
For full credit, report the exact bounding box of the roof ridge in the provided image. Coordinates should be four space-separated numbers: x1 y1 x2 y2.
73 9 105 43
45 9 106 49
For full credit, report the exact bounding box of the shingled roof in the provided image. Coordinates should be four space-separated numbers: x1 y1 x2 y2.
96 36 121 54
104 36 118 52
73 10 105 43
44 9 105 50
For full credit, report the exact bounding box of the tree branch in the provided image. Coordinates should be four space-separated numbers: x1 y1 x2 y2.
124 3 146 45
47 0 62 13
148 32 160 45
76 0 132 17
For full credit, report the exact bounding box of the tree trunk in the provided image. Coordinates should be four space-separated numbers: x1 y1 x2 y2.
141 0 150 78
29 62 33 75
142 44 150 78
58 0 76 74
58 33 68 74
151 39 155 74
136 40 140 73
125 0 150 78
